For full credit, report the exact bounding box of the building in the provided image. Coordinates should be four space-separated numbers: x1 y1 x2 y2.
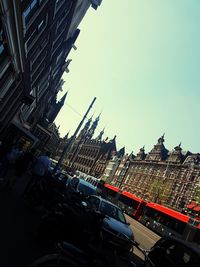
111 135 200 211
111 152 132 187
63 117 118 178
101 147 125 183
0 0 102 148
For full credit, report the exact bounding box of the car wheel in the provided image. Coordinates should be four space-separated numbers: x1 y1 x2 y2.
145 221 150 228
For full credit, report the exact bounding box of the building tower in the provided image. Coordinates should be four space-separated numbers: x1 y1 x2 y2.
96 127 105 141
77 116 93 140
46 92 68 123
87 114 100 139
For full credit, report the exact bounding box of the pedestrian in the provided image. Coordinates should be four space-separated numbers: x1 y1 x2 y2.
65 176 81 204
4 143 23 188
24 151 51 195
6 144 23 165
14 147 36 177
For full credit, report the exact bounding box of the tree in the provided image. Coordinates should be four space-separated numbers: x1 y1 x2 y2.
149 178 172 204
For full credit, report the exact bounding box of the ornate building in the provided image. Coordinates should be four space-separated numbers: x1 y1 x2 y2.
111 135 200 211
64 117 117 178
101 147 125 183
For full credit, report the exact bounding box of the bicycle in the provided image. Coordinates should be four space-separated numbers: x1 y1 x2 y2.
29 234 155 267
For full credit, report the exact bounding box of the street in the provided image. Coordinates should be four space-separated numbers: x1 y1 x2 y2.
125 215 161 259
125 215 160 250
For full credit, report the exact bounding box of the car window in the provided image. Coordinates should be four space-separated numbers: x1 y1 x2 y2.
100 201 126 223
117 209 126 224
87 196 100 210
78 183 96 196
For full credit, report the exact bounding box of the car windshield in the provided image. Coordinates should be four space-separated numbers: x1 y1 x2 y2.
78 183 97 196
99 201 126 224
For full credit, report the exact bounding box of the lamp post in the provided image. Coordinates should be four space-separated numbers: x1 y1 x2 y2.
53 97 96 173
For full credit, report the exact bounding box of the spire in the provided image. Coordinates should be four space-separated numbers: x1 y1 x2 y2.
167 142 183 163
111 135 116 141
117 147 125 158
135 146 146 160
63 131 70 141
146 134 168 161
77 116 92 139
96 127 105 141
59 91 68 106
157 133 165 145
87 114 100 139
46 91 68 123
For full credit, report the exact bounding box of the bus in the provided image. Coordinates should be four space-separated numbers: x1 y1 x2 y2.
140 202 200 244
102 184 147 220
118 191 147 220
103 183 119 202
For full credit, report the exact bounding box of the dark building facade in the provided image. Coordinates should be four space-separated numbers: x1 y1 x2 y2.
0 0 102 148
111 135 200 211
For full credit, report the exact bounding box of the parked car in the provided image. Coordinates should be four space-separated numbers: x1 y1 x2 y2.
85 195 134 252
148 236 200 267
49 159 62 175
77 179 97 197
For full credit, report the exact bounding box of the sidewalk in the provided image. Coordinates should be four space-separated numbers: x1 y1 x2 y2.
0 172 47 267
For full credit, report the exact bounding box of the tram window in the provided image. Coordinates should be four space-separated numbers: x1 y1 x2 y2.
145 208 186 234
118 195 138 209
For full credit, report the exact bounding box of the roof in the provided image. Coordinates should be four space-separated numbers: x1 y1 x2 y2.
104 183 119 192
147 203 189 223
186 201 197 209
78 179 97 189
121 191 146 203
193 206 200 212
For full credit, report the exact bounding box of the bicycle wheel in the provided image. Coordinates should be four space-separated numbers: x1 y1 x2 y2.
30 254 80 267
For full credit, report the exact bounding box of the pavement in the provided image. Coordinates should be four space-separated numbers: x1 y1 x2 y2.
0 171 49 267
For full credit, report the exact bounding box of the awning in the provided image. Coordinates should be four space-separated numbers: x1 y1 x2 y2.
186 202 197 209
12 119 38 144
193 206 200 212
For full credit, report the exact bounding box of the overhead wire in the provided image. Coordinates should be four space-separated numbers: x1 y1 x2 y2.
65 102 133 154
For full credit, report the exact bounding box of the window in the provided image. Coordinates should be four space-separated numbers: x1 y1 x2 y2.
31 62 45 82
0 29 5 55
55 0 65 13
52 68 60 79
23 0 37 24
38 19 45 32
0 43 4 55
56 51 63 64
31 50 47 72
23 0 46 26
26 15 47 50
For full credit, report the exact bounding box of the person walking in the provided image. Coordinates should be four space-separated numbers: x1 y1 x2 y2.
24 151 51 195
14 148 36 177
4 143 23 188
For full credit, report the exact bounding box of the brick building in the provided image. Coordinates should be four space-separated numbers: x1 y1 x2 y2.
111 135 200 211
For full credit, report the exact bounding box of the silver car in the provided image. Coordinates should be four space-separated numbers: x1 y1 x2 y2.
86 195 134 252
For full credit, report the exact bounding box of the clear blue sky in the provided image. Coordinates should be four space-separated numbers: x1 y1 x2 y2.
55 0 200 155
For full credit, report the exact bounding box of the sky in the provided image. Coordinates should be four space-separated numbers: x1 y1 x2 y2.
55 0 200 155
